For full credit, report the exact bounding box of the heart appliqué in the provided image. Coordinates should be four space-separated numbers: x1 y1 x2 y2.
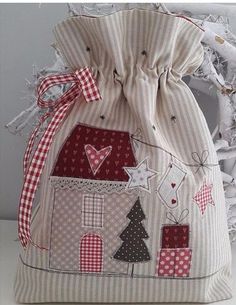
171 183 176 188
171 198 177 204
85 144 112 175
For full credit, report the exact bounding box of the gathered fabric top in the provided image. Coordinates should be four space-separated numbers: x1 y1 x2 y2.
53 8 204 80
52 8 205 148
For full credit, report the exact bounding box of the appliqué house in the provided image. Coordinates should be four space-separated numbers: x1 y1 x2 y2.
49 124 140 275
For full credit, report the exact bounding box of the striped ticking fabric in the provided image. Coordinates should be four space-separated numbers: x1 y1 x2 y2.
14 8 232 303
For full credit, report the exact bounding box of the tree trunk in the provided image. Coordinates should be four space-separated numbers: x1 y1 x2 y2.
131 264 134 278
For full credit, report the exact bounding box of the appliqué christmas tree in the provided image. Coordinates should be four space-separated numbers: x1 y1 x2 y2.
113 197 151 276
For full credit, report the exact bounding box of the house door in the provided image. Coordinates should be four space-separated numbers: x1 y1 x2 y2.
80 233 103 273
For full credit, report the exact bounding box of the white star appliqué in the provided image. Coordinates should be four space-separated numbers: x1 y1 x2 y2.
124 158 158 192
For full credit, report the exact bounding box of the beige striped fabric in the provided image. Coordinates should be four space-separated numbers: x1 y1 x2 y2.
14 8 232 303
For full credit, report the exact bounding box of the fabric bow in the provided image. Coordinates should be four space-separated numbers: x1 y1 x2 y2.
18 67 101 249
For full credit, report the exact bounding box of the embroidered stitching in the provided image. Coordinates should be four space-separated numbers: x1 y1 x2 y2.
48 188 137 273
191 150 211 174
161 209 190 248
52 124 137 182
50 176 138 194
161 224 190 249
130 135 219 170
132 128 143 151
193 181 214 215
124 158 158 193
80 233 103 273
82 194 104 228
113 197 151 277
21 253 221 280
156 248 192 277
157 163 186 209
84 144 112 175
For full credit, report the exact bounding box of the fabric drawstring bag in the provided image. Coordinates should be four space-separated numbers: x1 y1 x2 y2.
14 8 232 303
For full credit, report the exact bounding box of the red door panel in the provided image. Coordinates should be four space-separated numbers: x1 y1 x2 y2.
80 233 103 273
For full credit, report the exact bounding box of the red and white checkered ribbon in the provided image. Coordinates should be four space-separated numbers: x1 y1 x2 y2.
18 67 102 249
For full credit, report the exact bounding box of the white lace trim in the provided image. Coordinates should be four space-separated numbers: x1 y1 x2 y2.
50 176 137 194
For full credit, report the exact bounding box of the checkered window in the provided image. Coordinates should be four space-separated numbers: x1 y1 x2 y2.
82 194 104 228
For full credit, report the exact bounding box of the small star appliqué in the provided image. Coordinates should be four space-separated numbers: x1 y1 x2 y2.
124 158 158 192
193 182 214 215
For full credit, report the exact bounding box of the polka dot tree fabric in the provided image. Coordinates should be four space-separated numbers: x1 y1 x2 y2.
113 198 151 263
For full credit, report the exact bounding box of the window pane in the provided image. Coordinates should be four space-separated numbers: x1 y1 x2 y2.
82 194 104 227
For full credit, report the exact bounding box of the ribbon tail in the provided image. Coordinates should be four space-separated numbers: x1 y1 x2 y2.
18 101 74 249
23 112 50 177
18 66 101 250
